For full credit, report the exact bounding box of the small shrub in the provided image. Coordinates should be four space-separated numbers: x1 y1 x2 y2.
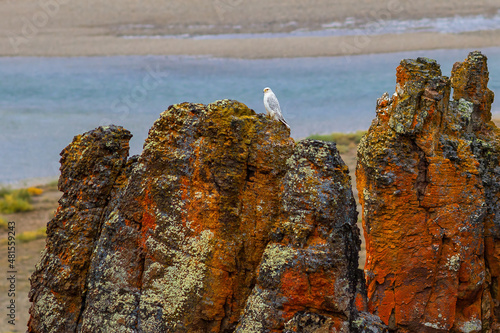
27 187 44 196
0 194 33 213
0 217 8 230
0 188 34 213
14 189 31 201
0 187 11 197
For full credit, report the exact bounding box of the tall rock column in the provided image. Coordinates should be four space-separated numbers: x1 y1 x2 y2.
73 100 296 332
452 52 500 331
28 126 132 332
357 52 498 332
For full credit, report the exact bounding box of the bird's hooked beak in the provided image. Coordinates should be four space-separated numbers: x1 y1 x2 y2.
263 88 269 93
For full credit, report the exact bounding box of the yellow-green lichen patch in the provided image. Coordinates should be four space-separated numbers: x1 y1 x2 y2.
140 229 215 326
207 99 256 118
281 214 314 241
456 99 474 120
30 290 66 333
235 289 274 333
459 318 482 333
259 243 296 278
445 254 461 272
82 290 139 332
283 155 320 197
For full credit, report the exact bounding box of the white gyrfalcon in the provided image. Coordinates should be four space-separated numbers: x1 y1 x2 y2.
263 87 290 128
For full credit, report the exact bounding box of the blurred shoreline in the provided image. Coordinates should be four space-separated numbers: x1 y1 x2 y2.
2 31 500 59
1 0 499 58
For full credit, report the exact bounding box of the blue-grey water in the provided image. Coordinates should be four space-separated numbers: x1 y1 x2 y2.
1 47 500 185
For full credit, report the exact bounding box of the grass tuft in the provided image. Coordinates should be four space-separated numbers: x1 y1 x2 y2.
17 227 47 243
0 227 47 244
0 217 8 230
0 188 34 213
27 187 44 196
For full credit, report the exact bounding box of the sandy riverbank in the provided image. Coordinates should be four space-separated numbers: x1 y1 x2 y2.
0 0 499 58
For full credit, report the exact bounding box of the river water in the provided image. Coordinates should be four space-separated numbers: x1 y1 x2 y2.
1 47 499 184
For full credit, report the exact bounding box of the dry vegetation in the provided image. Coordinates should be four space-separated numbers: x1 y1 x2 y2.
0 182 59 331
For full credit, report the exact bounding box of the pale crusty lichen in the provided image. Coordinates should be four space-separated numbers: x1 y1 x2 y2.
281 213 314 241
456 98 474 120
282 153 319 200
291 140 331 166
424 321 446 330
79 220 142 330
259 243 296 278
459 318 482 333
139 229 215 329
82 290 138 332
235 289 274 333
131 161 146 175
445 254 461 272
30 289 65 333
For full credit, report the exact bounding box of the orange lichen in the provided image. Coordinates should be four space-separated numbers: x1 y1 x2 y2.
139 187 157 247
396 64 411 86
358 52 498 331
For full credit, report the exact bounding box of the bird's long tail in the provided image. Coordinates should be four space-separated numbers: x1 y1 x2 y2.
279 117 290 129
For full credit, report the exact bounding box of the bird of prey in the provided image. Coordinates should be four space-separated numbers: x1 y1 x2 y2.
263 87 290 128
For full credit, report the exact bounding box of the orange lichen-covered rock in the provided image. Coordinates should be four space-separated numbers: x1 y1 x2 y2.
78 100 295 332
28 125 132 332
357 51 498 332
29 99 377 332
235 140 381 332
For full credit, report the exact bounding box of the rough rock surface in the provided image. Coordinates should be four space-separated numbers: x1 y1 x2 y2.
235 140 370 332
28 100 372 332
356 51 499 332
28 125 132 332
